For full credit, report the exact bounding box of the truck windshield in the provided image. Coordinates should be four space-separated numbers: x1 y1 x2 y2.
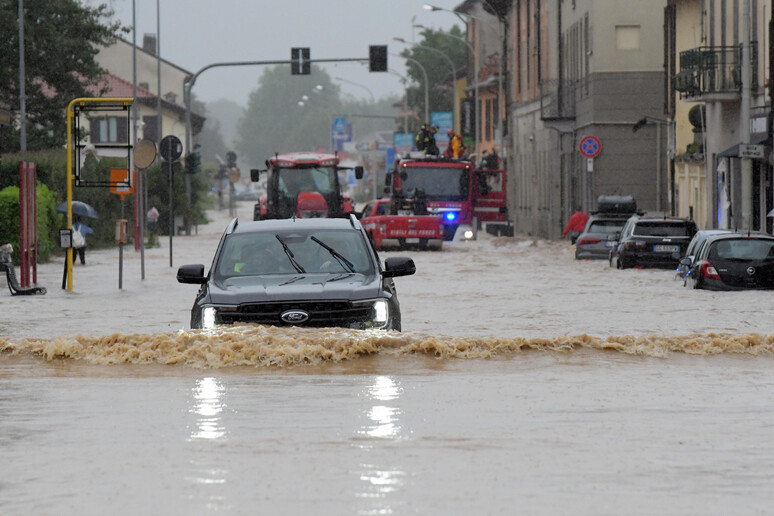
274 166 339 218
399 166 470 201
277 167 338 198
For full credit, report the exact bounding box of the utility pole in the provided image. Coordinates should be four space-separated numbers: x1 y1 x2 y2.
740 0 752 230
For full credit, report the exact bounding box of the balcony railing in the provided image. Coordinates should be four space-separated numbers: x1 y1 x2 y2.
674 43 758 98
540 79 576 121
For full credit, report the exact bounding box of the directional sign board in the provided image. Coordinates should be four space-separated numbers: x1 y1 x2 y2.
579 135 601 158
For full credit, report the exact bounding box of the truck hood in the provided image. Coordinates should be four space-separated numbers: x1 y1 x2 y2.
207 273 383 305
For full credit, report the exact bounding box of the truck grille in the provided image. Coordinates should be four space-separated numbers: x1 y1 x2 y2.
218 300 374 327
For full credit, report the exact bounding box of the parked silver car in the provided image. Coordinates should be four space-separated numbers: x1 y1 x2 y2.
574 214 630 260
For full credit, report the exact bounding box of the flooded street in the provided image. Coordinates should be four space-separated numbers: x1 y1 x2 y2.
2 202 774 514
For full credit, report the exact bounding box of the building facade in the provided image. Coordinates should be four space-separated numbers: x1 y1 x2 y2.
503 0 668 239
671 0 772 233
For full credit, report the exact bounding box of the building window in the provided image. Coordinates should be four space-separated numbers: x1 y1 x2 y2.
616 25 641 51
89 116 128 143
143 115 159 143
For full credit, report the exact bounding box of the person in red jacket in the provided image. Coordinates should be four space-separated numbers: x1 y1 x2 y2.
562 206 589 243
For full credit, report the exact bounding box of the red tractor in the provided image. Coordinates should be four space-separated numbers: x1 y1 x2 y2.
250 152 362 220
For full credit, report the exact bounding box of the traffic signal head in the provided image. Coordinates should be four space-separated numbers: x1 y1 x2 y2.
226 151 237 167
369 45 387 72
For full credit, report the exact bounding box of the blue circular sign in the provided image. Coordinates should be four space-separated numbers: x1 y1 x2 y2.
579 136 601 158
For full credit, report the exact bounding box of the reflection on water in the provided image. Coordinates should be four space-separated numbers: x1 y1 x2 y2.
357 376 406 514
190 377 226 440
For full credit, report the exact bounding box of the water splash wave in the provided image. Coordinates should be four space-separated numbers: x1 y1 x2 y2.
2 325 773 368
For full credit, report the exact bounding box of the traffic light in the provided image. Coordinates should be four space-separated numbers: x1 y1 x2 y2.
291 47 311 75
226 151 237 167
369 45 387 72
185 151 201 174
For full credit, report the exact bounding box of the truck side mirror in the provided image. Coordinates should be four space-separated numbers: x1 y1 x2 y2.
384 171 393 186
355 165 364 180
250 169 261 182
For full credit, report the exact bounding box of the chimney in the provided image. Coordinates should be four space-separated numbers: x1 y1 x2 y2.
164 92 177 104
139 82 149 91
143 33 157 56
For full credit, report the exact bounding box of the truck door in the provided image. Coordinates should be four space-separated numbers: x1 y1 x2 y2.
473 169 507 223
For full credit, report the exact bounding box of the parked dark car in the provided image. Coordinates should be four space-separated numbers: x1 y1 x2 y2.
609 214 697 269
575 195 638 260
681 233 774 290
176 215 416 330
675 229 733 280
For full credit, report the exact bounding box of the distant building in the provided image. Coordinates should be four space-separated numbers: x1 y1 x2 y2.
95 36 205 151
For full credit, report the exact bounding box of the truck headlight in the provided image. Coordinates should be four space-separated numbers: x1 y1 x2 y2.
202 306 217 329
352 298 390 328
201 305 238 329
373 299 388 324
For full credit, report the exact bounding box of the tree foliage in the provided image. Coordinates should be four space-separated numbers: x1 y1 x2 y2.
234 66 344 170
0 0 127 151
401 25 466 127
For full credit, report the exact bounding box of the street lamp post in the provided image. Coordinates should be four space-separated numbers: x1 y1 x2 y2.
633 116 671 214
413 24 479 158
424 4 504 157
393 37 456 131
388 69 410 136
334 76 375 103
392 53 429 124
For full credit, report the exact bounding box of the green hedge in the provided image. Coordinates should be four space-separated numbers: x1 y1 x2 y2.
0 183 59 264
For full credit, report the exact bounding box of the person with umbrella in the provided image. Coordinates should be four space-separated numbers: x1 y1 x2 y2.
56 201 99 265
72 217 94 265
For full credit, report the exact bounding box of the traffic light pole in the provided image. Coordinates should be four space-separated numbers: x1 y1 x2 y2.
183 57 372 169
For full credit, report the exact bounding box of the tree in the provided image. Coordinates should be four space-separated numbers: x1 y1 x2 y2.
400 26 466 127
235 65 345 169
0 0 126 151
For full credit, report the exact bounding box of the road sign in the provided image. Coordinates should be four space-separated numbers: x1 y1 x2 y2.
159 135 183 162
579 135 601 158
332 117 347 133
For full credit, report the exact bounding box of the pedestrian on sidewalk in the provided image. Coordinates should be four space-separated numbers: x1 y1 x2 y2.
562 206 589 244
72 218 93 265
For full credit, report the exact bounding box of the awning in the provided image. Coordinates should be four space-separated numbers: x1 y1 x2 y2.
717 134 769 158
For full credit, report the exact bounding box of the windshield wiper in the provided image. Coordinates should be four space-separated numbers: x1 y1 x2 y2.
311 236 355 272
324 273 354 284
275 235 306 273
280 275 305 285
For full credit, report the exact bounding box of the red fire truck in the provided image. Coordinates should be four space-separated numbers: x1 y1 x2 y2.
359 198 444 251
250 152 362 220
384 153 510 241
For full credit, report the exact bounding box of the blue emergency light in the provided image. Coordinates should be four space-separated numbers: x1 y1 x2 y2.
444 212 457 222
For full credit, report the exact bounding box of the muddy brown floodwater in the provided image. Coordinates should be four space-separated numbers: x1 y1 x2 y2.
2 201 774 515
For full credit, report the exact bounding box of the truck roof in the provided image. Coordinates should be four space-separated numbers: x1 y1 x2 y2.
397 155 473 168
269 152 339 168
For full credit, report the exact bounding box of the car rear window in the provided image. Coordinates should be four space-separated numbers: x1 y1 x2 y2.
711 238 774 261
634 222 693 237
588 220 626 233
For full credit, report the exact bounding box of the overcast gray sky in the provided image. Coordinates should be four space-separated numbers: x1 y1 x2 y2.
86 0 462 107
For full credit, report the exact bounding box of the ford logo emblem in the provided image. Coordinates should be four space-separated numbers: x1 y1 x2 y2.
747 266 756 276
281 309 309 324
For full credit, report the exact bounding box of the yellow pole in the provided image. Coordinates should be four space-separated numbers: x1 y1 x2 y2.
65 97 134 291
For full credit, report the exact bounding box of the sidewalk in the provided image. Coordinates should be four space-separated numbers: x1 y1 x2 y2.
0 201 253 341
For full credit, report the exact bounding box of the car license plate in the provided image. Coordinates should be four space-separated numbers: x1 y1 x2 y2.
605 241 615 247
654 245 678 253
406 238 419 244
